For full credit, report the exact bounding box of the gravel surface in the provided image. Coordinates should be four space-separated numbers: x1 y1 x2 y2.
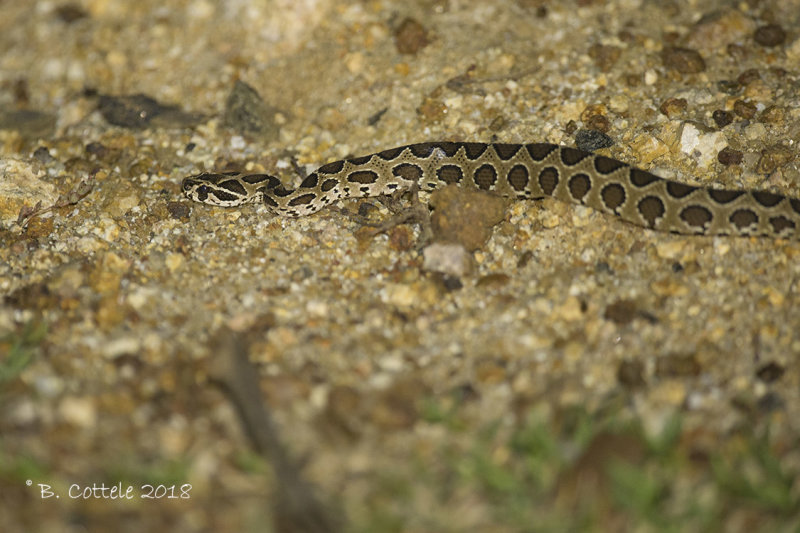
1 0 799 531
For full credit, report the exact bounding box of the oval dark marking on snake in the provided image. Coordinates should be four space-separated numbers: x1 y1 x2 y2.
560 147 589 166
637 196 665 227
288 193 317 206
392 163 423 182
347 170 379 184
463 142 488 160
262 194 278 207
318 160 345 174
769 216 795 234
679 205 712 228
594 156 627 174
242 174 276 185
567 173 591 200
437 142 461 157
437 164 463 184
526 143 558 161
507 164 529 191
271 185 294 197
752 191 783 207
409 143 436 158
629 168 660 187
708 189 744 204
321 178 338 192
300 173 319 188
493 143 521 160
473 164 497 190
666 182 698 198
376 146 406 160
791 199 800 215
219 179 248 196
538 167 559 195
729 209 758 230
347 154 373 165
212 189 240 203
601 183 626 210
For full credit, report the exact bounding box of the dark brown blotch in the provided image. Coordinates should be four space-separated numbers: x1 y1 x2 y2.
679 205 712 229
567 173 591 200
708 189 744 204
376 146 406 160
321 178 339 192
300 173 319 188
560 147 589 166
212 190 240 203
392 163 423 182
493 143 521 160
263 194 278 207
594 155 627 174
288 193 317 206
507 165 529 191
437 142 461 157
271 185 294 197
437 164 463 184
526 143 558 161
629 168 660 187
538 167 559 195
463 142 488 160
666 182 698 198
729 209 758 230
752 191 784 207
409 142 436 158
219 179 248 196
637 196 665 227
473 164 497 190
347 154 373 165
318 159 345 174
791 199 800 215
769 216 795 234
601 183 626 210
347 170 379 184
242 174 277 185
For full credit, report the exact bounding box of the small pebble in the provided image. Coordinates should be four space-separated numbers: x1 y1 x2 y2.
753 24 786 47
737 69 761 85
717 147 743 166
661 46 705 73
575 129 614 151
223 80 279 140
587 43 622 72
711 109 733 128
755 362 785 383
732 99 756 119
756 144 794 174
659 97 687 118
394 18 429 55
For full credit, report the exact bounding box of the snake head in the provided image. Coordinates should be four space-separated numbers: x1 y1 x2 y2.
181 176 211 202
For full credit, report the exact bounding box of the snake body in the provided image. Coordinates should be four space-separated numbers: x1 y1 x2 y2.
182 142 800 238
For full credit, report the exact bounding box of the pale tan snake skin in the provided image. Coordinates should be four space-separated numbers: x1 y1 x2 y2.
182 142 800 238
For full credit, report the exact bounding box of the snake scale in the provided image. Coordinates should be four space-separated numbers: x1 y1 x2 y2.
182 142 800 239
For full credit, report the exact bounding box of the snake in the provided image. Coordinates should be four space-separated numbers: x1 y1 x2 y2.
182 142 800 238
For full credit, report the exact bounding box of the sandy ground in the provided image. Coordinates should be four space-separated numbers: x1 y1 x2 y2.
1 0 799 531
